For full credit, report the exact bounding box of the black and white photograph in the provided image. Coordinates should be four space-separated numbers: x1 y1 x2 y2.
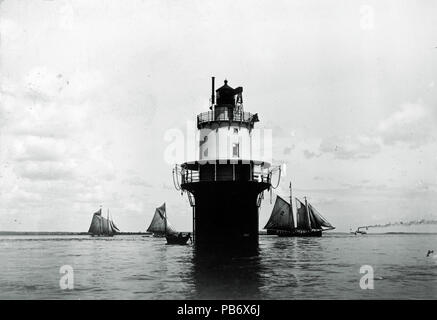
0 0 436 306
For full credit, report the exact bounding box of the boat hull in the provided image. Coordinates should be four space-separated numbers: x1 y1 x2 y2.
266 229 278 235
166 233 191 245
152 233 166 238
277 229 323 237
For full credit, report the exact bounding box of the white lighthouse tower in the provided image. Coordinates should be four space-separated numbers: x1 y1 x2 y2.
198 79 254 162
174 77 273 249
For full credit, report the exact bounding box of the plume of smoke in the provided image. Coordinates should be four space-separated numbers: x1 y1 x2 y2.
367 219 437 229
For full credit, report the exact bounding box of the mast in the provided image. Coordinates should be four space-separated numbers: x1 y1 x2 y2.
164 203 167 235
108 208 113 235
289 181 292 205
304 196 311 230
210 76 215 110
99 206 103 235
289 181 293 231
99 205 103 235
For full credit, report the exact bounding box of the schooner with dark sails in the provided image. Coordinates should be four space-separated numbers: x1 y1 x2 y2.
264 182 295 236
264 182 335 237
293 197 335 236
88 208 120 237
147 203 177 237
147 203 191 244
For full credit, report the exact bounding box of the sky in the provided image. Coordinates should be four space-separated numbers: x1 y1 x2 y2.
0 0 437 232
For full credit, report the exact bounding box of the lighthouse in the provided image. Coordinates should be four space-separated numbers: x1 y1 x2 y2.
174 77 274 249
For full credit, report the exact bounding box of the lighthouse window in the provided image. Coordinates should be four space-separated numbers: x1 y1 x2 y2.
232 143 239 157
234 128 239 134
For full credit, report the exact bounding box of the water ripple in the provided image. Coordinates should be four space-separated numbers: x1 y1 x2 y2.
0 234 436 299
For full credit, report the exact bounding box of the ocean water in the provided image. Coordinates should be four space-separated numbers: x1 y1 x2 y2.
0 233 436 300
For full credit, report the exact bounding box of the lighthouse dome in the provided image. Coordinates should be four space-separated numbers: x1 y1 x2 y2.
216 80 236 106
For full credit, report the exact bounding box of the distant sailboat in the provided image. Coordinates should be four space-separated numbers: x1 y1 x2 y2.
147 203 177 237
147 203 191 244
88 208 120 237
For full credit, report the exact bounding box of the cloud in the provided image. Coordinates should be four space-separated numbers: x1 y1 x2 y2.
24 67 70 101
11 136 67 162
315 102 434 160
283 146 294 155
0 17 21 42
21 66 104 105
1 185 42 203
162 183 174 190
416 180 437 192
319 135 382 159
303 149 321 159
377 102 434 148
378 103 426 131
0 64 117 225
14 161 77 181
123 176 153 188
2 1 437 233
341 182 387 191
1 69 98 140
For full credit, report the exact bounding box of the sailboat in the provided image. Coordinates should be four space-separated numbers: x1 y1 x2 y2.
292 197 335 237
264 189 295 236
88 208 120 237
264 182 297 236
147 203 191 245
263 182 335 237
147 203 176 237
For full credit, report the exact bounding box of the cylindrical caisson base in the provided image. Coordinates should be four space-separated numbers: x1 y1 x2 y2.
184 181 269 250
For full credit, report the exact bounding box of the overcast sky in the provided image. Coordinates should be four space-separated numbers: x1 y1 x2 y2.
1 0 436 232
